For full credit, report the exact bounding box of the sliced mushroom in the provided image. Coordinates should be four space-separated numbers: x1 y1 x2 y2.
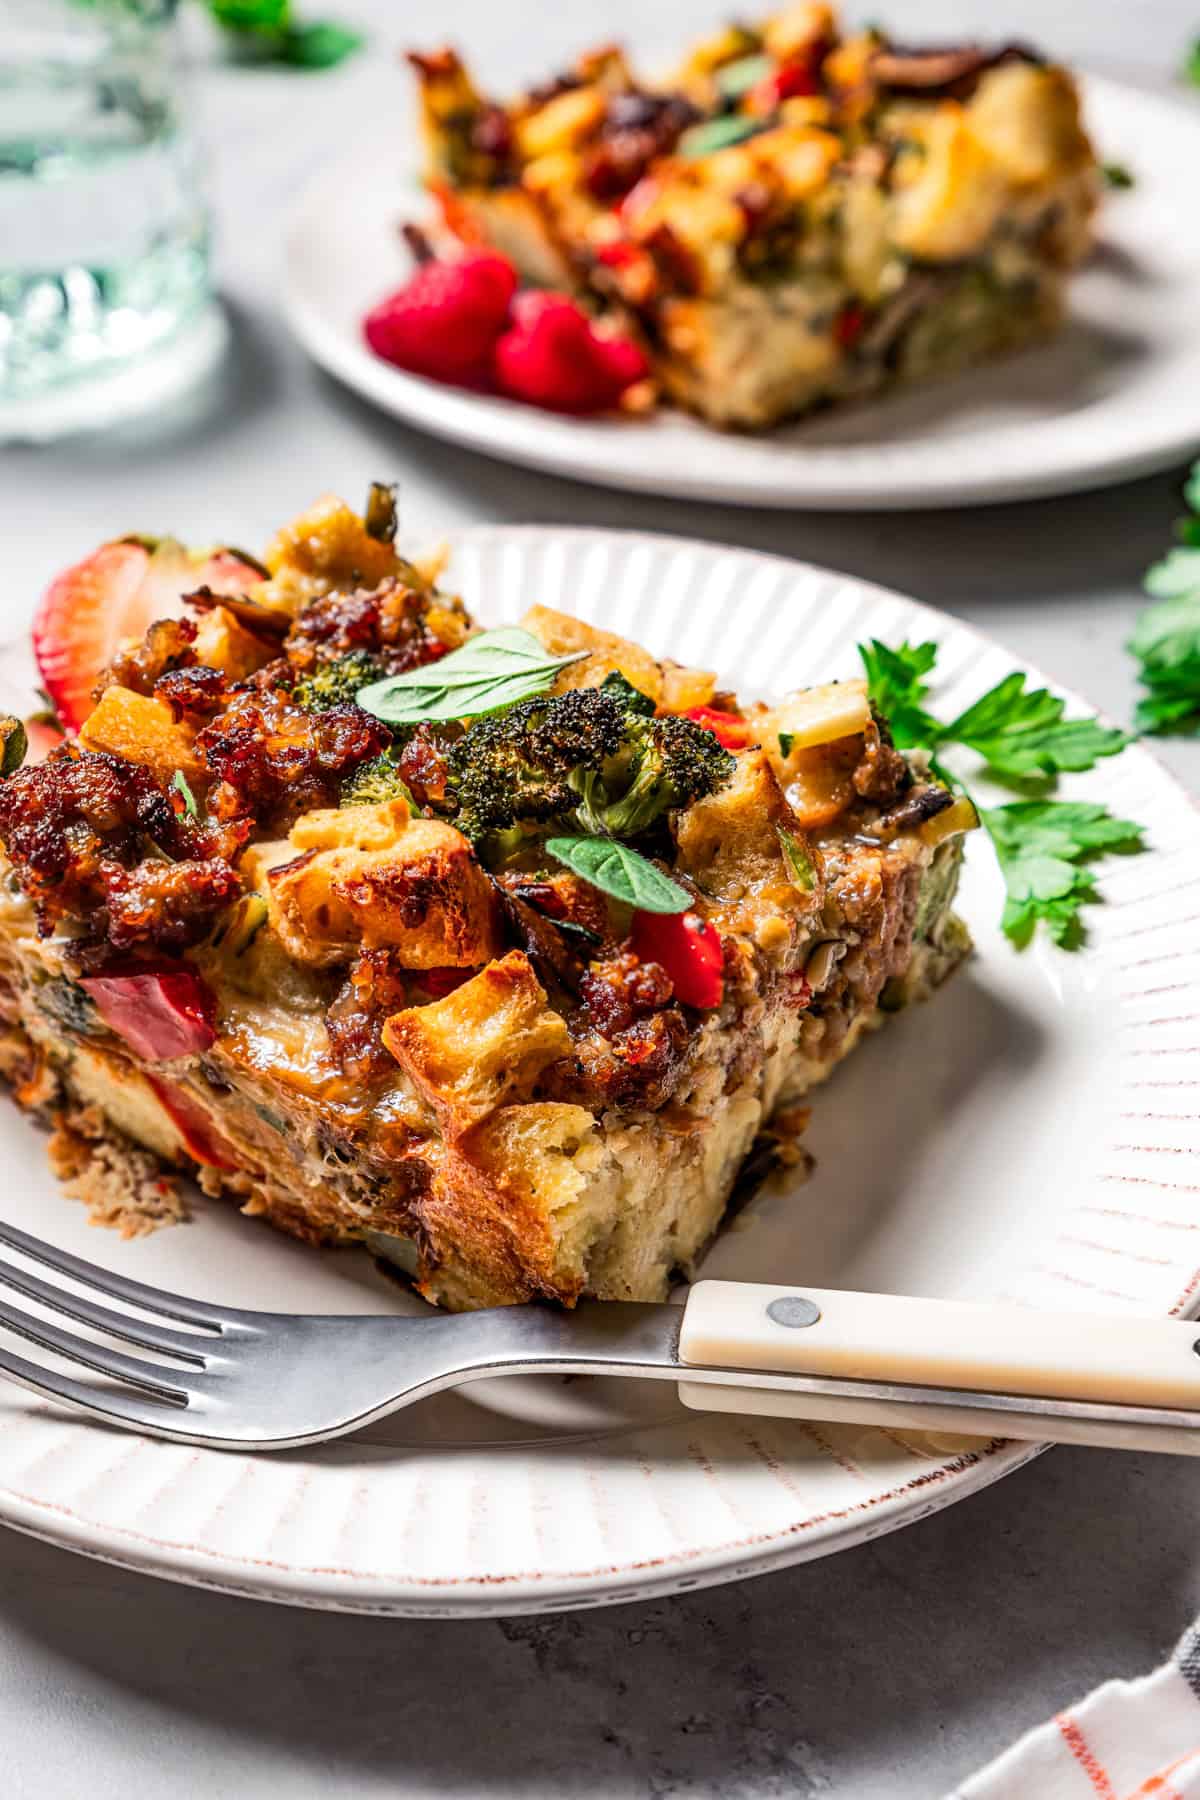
871 42 1035 95
874 783 956 836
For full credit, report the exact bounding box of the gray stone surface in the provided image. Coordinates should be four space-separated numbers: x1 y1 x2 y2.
4 2 1200 1793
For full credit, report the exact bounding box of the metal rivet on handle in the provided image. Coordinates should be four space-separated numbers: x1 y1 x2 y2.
767 1296 822 1329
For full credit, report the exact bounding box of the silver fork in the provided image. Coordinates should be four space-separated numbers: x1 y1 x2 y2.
4 1216 1200 1454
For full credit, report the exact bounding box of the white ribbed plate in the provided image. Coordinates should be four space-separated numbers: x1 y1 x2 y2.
1 526 1199 1615
284 76 1200 510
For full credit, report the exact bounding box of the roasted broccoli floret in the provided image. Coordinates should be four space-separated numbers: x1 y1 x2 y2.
447 682 734 848
292 651 384 713
448 689 623 842
585 709 733 837
340 747 414 809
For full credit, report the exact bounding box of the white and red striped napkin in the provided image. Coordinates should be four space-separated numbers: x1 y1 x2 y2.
952 1623 1200 1798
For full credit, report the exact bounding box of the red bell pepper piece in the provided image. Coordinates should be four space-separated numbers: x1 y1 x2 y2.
146 1074 239 1170
418 966 473 998
632 910 724 1010
683 706 756 750
771 58 821 100
749 52 821 113
81 964 217 1061
834 300 868 349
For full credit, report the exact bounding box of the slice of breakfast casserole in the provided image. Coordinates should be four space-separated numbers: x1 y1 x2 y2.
409 5 1098 427
0 491 972 1309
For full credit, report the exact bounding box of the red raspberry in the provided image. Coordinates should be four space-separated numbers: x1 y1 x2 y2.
492 291 649 415
363 253 517 385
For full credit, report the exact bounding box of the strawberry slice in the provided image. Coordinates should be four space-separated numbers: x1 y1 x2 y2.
33 538 263 733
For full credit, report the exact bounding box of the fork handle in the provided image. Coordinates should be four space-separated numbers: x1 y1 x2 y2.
676 1279 1200 1415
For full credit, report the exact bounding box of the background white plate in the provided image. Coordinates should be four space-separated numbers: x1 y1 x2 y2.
1 526 1198 1615
284 76 1200 511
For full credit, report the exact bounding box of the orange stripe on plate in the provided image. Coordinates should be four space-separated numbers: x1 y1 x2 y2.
1056 1712 1117 1797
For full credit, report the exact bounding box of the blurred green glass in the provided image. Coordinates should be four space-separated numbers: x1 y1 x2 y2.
0 0 215 433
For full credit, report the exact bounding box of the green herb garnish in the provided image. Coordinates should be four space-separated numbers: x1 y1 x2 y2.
941 673 1128 782
363 480 398 543
678 114 765 158
982 802 1143 950
714 52 773 99
544 835 691 913
777 730 795 758
856 639 942 749
776 824 816 891
861 640 1140 947
860 640 1126 778
171 769 198 817
1130 459 1200 734
207 0 362 68
356 627 588 726
1101 161 1134 189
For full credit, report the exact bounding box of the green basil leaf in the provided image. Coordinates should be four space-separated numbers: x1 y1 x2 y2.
776 824 815 891
678 114 765 158
544 835 690 913
714 52 773 98
777 730 794 759
357 627 587 725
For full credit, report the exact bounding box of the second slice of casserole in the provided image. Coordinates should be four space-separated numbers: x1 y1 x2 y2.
410 6 1098 427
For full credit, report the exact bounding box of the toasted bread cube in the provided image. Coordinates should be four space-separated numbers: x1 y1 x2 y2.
260 494 405 613
515 86 606 159
675 749 793 887
416 1103 607 1306
191 605 277 683
79 686 203 788
675 748 822 953
891 105 1008 262
522 604 665 703
658 662 719 713
678 22 759 87
763 2 835 61
289 798 411 853
267 810 500 970
437 1101 611 1303
968 63 1092 189
383 950 572 1133
465 1103 603 1221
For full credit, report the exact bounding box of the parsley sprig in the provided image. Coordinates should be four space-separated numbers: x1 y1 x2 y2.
860 640 1142 948
1130 461 1200 735
207 0 361 69
985 802 1142 947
